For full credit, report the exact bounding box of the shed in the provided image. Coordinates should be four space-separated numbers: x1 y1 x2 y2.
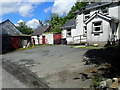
32 26 62 45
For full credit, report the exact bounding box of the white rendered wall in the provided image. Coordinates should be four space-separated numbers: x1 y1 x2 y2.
109 6 120 20
87 17 110 44
43 33 54 44
62 29 67 38
76 14 84 36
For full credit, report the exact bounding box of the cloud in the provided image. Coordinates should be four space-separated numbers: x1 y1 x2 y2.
51 0 77 15
26 19 40 29
19 4 34 17
44 6 53 13
0 0 46 17
0 2 19 16
15 19 40 29
17 19 24 23
1 0 77 17
15 19 24 26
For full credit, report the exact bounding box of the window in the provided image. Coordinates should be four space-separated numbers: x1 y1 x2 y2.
83 26 87 36
101 6 108 14
67 29 71 37
84 11 90 21
93 21 102 32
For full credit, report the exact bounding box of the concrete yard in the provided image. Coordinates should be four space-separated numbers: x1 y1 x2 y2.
2 45 94 88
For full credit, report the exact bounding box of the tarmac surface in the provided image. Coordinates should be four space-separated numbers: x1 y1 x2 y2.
2 45 94 88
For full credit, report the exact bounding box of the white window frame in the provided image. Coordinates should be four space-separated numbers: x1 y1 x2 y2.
92 21 102 33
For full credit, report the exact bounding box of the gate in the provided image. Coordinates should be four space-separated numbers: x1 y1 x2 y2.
54 34 62 44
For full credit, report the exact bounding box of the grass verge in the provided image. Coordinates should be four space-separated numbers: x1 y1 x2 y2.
70 46 103 49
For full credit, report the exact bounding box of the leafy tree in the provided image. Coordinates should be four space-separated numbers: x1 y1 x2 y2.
47 2 87 33
48 13 65 33
65 2 87 20
44 19 50 25
16 22 33 35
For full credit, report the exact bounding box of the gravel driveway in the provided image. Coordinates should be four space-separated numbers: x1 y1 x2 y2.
2 45 94 88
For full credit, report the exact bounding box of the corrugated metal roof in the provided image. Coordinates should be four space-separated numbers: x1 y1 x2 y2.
32 25 50 35
0 19 22 36
60 19 76 28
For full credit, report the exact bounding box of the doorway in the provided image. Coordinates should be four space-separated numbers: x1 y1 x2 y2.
42 36 46 44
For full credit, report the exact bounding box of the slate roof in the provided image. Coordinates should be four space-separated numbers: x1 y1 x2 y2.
85 2 110 9
0 19 22 36
32 25 50 35
73 2 113 14
60 19 76 28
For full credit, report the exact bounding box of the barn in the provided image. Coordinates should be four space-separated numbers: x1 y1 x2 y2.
0 19 31 53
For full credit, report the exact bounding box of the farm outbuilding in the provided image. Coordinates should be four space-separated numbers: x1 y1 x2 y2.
0 19 31 53
32 25 62 45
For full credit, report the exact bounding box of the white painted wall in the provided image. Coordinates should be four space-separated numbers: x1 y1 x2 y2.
43 33 54 44
31 36 42 45
31 33 54 45
71 28 77 37
62 29 67 38
76 14 84 36
87 17 110 45
109 5 120 20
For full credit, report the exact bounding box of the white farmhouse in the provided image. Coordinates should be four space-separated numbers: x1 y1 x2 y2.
62 1 120 46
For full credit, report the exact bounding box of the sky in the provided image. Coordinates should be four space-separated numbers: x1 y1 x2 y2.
0 0 77 29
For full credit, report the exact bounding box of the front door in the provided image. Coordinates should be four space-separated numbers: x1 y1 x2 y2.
42 36 46 44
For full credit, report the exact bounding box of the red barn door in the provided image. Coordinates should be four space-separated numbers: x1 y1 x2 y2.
42 36 46 44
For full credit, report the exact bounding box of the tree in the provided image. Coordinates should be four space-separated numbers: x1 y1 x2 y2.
44 19 50 25
65 2 87 20
16 22 33 35
48 13 65 33
47 2 87 33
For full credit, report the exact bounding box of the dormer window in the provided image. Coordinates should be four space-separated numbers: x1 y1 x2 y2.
101 6 108 14
84 11 90 21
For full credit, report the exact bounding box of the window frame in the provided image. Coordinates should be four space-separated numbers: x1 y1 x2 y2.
83 26 87 36
92 21 103 33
